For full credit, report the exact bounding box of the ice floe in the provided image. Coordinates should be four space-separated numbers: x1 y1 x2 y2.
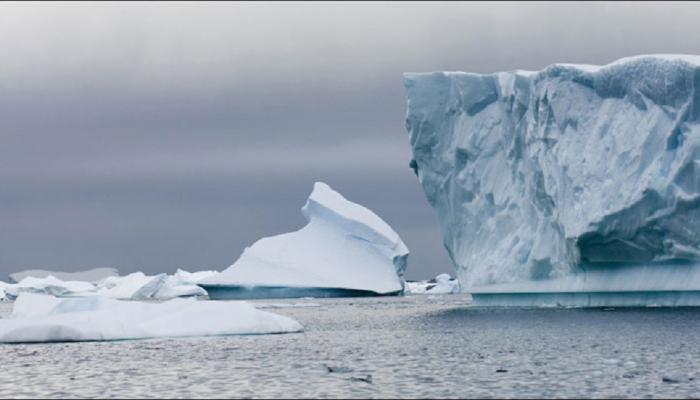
0 293 303 343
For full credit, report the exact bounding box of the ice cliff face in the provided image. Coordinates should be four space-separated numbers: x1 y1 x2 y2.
404 55 700 289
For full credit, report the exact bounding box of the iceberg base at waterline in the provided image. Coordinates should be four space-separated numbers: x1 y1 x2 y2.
470 290 700 308
204 285 401 300
469 262 700 307
0 293 303 343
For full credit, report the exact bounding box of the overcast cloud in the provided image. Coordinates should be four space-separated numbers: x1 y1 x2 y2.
2 2 700 279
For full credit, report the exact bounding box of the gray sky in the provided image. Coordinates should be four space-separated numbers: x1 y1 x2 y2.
2 1 700 280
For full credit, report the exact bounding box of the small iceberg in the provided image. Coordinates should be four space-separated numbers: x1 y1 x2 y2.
97 272 207 300
0 293 303 343
4 276 97 299
1 270 218 301
200 182 409 299
405 274 460 295
173 269 219 284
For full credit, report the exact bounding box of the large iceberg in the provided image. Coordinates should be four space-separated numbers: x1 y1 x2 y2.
200 182 409 299
404 55 700 305
0 293 302 343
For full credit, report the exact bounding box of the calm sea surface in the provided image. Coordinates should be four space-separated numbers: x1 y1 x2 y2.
1 295 699 398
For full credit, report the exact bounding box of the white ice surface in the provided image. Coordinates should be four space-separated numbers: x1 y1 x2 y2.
4 276 97 299
150 275 207 299
2 270 214 301
97 272 206 300
405 274 460 295
0 293 303 343
202 182 408 294
96 272 159 299
173 269 219 284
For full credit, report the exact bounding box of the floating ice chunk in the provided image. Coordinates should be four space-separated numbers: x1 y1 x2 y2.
97 272 206 300
404 281 428 294
0 293 303 343
173 269 219 284
404 54 700 302
2 270 213 301
405 274 460 295
4 276 96 299
0 281 9 302
8 268 119 284
201 182 409 299
427 274 461 294
147 275 207 299
97 272 157 299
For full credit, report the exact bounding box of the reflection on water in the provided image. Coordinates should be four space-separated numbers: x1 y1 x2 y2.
1 296 699 398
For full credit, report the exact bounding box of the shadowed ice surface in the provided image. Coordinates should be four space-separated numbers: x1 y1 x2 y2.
1 296 699 398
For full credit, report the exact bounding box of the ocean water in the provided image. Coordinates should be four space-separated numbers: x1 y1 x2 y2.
1 295 699 398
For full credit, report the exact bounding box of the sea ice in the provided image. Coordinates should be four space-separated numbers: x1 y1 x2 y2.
0 293 303 343
200 182 409 299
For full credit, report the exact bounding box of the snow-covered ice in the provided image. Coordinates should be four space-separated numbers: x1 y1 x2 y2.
96 272 207 300
404 55 700 300
146 274 208 299
201 182 409 299
0 293 303 343
4 276 97 299
97 272 166 299
173 269 219 284
0 270 215 301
